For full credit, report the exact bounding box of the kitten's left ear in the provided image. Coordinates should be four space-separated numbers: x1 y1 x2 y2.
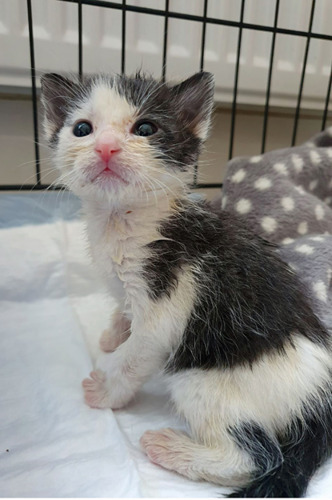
40 73 80 144
170 72 215 140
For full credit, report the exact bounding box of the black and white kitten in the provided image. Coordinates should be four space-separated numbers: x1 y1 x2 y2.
41 71 332 498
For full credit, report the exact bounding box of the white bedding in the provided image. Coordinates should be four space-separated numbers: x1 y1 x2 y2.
0 193 331 498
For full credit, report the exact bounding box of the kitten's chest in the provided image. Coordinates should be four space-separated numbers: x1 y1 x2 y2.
86 212 150 301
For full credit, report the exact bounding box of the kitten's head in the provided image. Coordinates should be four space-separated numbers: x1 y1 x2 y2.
41 71 214 205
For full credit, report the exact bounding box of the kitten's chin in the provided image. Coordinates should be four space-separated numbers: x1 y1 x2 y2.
66 161 132 201
67 171 135 205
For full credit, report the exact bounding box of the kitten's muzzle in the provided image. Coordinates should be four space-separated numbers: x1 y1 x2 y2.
95 131 122 164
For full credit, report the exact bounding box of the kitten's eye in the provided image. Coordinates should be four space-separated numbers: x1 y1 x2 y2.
73 121 93 137
133 121 158 137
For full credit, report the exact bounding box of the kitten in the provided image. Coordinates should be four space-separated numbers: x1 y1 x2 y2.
41 71 332 498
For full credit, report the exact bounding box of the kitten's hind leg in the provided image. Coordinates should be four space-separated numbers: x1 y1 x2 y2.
99 309 131 352
140 428 253 487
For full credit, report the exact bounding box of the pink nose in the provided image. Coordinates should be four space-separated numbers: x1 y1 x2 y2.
95 133 121 163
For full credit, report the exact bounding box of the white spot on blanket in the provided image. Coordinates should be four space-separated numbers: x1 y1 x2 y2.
281 197 295 211
294 186 305 195
250 155 262 163
313 281 327 303
309 179 318 191
315 205 325 220
273 162 288 175
254 177 272 190
221 195 227 209
310 236 324 242
282 238 295 245
297 222 308 235
296 244 314 255
236 199 252 214
326 148 332 159
310 150 321 165
261 217 277 233
231 169 246 183
292 154 304 172
327 267 332 285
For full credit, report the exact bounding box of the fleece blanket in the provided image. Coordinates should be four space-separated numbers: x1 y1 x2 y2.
1 129 332 497
217 127 332 321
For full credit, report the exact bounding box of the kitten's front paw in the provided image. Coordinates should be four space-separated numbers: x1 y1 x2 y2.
82 370 111 409
82 369 134 410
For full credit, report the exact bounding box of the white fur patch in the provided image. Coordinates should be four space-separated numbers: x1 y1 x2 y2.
168 336 331 441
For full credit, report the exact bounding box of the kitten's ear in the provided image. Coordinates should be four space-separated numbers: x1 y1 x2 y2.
40 73 79 143
170 72 214 140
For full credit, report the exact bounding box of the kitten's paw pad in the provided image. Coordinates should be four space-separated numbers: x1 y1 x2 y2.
140 428 185 468
82 370 110 409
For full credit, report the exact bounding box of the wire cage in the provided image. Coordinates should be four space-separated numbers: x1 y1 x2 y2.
0 0 331 192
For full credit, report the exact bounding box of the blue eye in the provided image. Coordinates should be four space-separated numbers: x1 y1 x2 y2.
73 121 93 137
134 121 158 137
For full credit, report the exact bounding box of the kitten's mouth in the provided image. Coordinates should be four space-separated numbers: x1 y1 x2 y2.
90 163 128 184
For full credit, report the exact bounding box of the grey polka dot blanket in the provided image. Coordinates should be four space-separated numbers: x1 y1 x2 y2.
216 127 332 320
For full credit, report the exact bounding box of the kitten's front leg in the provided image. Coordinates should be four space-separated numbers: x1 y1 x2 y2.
99 309 131 352
83 326 170 410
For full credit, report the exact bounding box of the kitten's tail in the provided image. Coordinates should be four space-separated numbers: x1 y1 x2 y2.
228 398 332 498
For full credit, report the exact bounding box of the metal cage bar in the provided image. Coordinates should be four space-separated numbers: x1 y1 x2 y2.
26 0 41 187
59 0 332 42
291 0 316 146
121 0 126 75
321 64 332 132
228 0 245 160
199 0 208 72
0 0 331 192
161 0 169 83
193 0 209 186
78 0 83 78
261 0 280 154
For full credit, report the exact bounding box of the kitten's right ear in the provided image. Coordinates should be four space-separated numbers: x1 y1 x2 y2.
170 72 215 141
40 73 78 143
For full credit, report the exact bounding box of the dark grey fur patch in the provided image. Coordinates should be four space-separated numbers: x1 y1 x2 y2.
229 393 332 497
229 423 283 474
41 73 90 146
115 71 213 169
143 201 328 369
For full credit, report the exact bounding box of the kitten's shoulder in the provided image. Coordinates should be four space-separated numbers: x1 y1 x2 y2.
158 198 273 251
